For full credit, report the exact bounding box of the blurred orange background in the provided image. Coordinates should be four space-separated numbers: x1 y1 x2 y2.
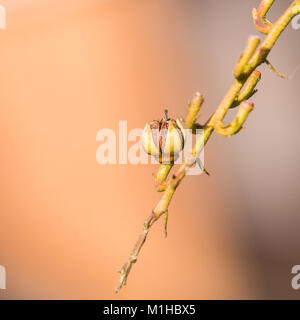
0 0 299 299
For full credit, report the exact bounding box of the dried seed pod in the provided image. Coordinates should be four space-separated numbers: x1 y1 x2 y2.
141 120 160 156
142 110 185 163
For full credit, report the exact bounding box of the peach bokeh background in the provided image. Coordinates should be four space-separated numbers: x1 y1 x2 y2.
0 0 299 299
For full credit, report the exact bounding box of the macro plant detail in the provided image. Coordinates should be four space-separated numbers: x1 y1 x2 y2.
115 0 300 293
142 110 185 164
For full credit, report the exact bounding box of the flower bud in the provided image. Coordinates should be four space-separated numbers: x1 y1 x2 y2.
142 110 185 163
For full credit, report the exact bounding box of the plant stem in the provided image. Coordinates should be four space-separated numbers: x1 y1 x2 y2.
115 0 300 293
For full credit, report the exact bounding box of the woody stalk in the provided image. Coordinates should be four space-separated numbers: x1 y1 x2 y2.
115 0 300 293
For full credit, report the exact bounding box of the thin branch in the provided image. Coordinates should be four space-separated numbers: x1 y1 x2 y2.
233 35 261 80
231 70 261 108
265 59 288 79
115 0 300 293
185 92 205 130
214 101 254 136
252 0 275 34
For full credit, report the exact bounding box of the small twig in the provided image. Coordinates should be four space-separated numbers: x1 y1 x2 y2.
115 0 300 293
164 210 169 238
252 0 274 34
233 35 261 80
185 92 205 130
231 70 261 108
265 59 288 79
214 101 254 137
